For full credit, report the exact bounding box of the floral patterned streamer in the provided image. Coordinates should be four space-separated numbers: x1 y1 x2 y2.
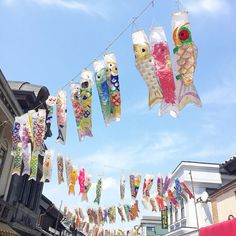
57 152 64 184
78 167 85 194
108 206 116 224
81 173 92 201
70 83 83 140
65 158 72 186
172 11 202 110
156 195 165 210
117 205 126 222
130 174 141 199
21 114 31 176
46 96 57 124
93 60 111 125
142 174 154 207
120 176 125 201
30 109 46 181
79 70 93 141
11 116 22 175
40 149 54 182
56 90 67 144
98 207 104 225
123 205 130 222
150 197 157 212
132 29 163 109
175 178 183 202
104 53 121 122
94 178 102 205
157 176 163 196
167 189 179 208
180 181 194 199
69 166 78 195
150 27 178 117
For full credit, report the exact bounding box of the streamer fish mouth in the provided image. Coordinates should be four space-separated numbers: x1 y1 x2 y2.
81 81 89 88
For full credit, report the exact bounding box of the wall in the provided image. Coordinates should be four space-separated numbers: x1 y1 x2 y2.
215 186 236 222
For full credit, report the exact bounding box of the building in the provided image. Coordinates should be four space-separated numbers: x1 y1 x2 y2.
209 156 236 224
139 216 168 236
165 161 236 236
0 70 22 235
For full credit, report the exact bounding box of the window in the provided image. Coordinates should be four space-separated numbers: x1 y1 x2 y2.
170 204 173 225
181 198 185 219
175 207 178 222
0 146 7 176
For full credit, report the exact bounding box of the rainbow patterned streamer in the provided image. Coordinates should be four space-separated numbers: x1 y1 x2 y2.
130 174 141 199
79 70 93 141
172 11 202 110
93 59 111 125
56 90 67 144
104 53 121 122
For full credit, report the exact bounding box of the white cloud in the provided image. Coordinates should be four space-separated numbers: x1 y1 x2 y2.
3 0 109 18
183 0 230 15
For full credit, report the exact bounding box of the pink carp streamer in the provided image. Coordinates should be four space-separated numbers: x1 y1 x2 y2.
132 29 163 109
172 11 202 110
150 27 179 117
56 90 67 144
78 167 85 194
40 149 54 182
79 70 93 141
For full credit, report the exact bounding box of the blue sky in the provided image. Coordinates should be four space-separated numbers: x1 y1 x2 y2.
1 0 236 231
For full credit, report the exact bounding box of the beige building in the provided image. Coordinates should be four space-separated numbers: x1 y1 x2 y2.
210 179 236 223
0 70 22 200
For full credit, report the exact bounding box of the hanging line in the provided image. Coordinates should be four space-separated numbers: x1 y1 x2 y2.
6 0 158 124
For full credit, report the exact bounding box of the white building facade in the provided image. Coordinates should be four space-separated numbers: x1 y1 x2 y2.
165 161 235 236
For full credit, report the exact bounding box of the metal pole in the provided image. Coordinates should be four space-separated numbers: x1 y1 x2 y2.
189 170 200 231
54 200 63 236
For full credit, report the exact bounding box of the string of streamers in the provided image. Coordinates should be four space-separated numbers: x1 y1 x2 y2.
5 0 158 118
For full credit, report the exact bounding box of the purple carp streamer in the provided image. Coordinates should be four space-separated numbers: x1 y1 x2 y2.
57 152 64 184
150 27 179 117
93 60 111 125
70 83 83 140
104 53 121 122
40 149 54 182
172 11 202 110
132 29 163 109
79 70 93 141
56 90 67 144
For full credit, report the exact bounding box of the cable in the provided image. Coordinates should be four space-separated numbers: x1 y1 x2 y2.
4 0 158 122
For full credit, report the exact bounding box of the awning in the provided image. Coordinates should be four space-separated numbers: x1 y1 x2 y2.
200 219 236 236
0 222 20 236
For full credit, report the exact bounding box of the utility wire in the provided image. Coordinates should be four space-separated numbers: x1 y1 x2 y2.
5 0 157 119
